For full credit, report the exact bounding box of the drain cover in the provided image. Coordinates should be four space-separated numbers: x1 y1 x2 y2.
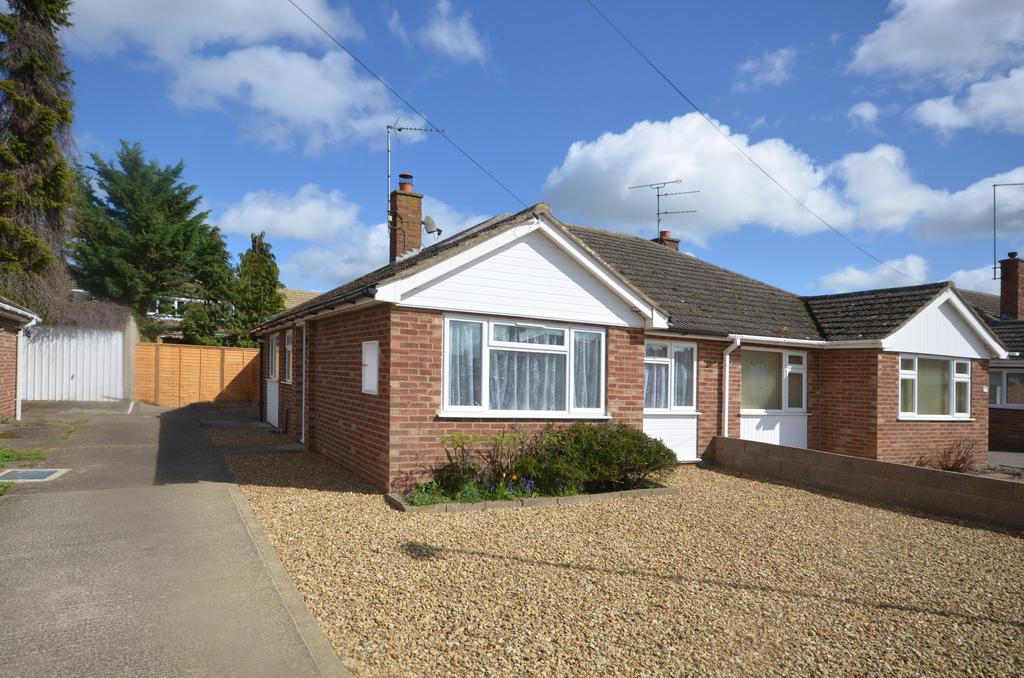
0 468 67 482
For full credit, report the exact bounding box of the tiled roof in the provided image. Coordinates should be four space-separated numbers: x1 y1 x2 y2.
989 321 1024 355
802 283 951 341
565 225 822 339
959 289 1001 323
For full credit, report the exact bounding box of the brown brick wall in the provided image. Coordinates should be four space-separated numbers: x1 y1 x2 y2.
694 339 727 454
991 407 1024 451
0 320 18 420
816 348 879 459
387 307 646 491
874 353 988 466
305 304 392 490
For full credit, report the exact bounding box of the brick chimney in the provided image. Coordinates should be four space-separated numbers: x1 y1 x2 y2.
389 172 422 262
1001 251 1023 320
651 229 680 251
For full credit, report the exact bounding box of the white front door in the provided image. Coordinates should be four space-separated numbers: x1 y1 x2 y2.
266 380 279 427
643 414 698 462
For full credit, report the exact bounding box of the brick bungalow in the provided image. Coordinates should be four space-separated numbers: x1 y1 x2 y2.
253 174 1008 490
0 296 40 421
961 253 1024 451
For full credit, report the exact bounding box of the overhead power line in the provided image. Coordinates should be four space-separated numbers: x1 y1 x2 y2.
583 0 923 284
285 0 528 209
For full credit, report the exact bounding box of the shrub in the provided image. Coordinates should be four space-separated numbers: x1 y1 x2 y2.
477 428 531 487
435 432 481 493
914 438 980 473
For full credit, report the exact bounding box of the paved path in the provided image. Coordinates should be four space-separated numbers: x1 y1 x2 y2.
0 402 347 678
990 450 1024 469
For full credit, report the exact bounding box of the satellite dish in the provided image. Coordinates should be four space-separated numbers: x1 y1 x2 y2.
423 215 438 233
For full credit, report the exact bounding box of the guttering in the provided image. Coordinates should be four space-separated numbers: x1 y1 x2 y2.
0 300 40 327
721 336 741 437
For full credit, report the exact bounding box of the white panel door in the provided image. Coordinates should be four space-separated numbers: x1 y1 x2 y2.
266 380 279 427
643 414 698 462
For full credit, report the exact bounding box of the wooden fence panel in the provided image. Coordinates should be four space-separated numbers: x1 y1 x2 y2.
134 344 260 407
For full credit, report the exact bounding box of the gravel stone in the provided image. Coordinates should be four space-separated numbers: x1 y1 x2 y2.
207 427 290 448
227 453 1024 677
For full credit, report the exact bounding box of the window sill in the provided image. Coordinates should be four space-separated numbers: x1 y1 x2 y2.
436 411 612 420
643 410 701 416
266 376 279 382
897 415 974 422
281 380 293 385
739 411 808 417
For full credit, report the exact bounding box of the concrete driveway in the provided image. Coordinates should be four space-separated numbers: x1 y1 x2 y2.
0 402 347 678
990 450 1024 469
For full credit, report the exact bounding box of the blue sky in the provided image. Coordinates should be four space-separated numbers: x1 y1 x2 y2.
66 0 1024 295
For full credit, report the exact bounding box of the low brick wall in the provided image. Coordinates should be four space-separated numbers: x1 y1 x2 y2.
705 436 1024 531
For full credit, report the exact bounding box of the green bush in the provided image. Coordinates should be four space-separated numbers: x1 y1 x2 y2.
409 423 677 505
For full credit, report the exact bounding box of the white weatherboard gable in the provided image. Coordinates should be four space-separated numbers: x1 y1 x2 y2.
883 290 1008 359
376 218 668 328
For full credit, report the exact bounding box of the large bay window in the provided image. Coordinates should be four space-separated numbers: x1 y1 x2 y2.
643 340 696 411
443 316 605 416
990 370 1024 408
740 349 805 412
899 355 971 419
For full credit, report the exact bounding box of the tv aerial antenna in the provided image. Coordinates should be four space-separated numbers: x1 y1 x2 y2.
628 179 699 236
387 120 444 224
992 182 1024 280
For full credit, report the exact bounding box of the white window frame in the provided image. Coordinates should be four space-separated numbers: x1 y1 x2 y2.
739 347 807 415
283 330 293 383
898 354 972 420
989 369 1024 410
440 314 607 418
267 334 279 380
643 340 698 414
361 340 379 396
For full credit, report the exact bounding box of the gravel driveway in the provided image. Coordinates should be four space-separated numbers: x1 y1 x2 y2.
228 453 1024 677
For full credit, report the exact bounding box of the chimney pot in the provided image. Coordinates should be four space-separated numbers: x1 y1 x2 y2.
398 172 414 193
1009 251 1019 259
651 230 680 251
660 230 672 239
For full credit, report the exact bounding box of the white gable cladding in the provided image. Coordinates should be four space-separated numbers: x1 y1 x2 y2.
884 296 993 359
396 229 642 327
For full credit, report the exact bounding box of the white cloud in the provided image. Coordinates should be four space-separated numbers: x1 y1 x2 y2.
816 255 929 293
911 67 1024 136
219 184 362 242
66 0 362 59
829 32 842 47
387 9 410 45
169 47 399 153
66 1 409 152
418 0 487 64
850 0 1024 86
847 101 880 130
733 47 797 92
280 224 391 291
949 264 1000 294
542 114 1024 245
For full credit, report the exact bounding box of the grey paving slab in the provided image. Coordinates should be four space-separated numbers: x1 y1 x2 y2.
990 450 1024 469
0 403 347 678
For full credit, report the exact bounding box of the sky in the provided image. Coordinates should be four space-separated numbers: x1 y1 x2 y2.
64 0 1024 295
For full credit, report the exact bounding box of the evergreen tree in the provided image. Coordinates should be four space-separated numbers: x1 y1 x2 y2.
228 231 283 346
72 141 234 325
0 0 76 313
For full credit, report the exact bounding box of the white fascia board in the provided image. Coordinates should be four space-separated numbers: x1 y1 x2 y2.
0 301 40 326
880 289 1009 359
728 334 827 348
374 216 670 329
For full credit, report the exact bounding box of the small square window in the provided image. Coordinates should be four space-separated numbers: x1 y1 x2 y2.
900 357 915 372
954 361 969 375
787 354 804 366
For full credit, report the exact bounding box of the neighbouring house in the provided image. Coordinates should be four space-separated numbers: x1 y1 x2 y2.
0 296 40 421
252 172 1009 490
960 253 1024 451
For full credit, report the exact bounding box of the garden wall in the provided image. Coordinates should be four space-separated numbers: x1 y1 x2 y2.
705 436 1024 531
